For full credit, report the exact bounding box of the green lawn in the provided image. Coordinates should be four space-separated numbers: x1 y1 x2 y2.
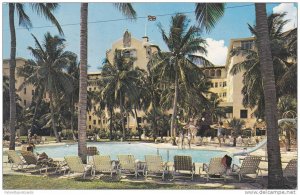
3 175 235 190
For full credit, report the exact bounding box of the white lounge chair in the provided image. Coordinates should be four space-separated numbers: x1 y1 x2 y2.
92 155 118 178
144 155 167 180
231 156 261 181
64 156 92 179
203 157 227 181
6 150 27 170
117 155 138 178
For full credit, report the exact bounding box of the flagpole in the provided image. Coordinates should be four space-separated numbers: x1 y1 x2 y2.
145 18 148 37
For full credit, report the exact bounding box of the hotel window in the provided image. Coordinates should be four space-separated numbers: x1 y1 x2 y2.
93 120 96 125
215 82 218 88
89 125 91 129
204 70 209 77
211 83 214 88
98 120 101 124
94 87 96 91
146 47 151 57
219 82 223 87
240 110 248 119
89 116 91 121
123 50 131 58
210 70 215 77
24 88 26 95
89 88 92 91
24 100 26 106
241 40 254 50
223 81 227 87
103 119 106 124
32 90 35 96
223 92 226 97
216 69 221 77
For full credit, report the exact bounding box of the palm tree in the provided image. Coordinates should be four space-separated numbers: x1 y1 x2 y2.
3 76 22 131
153 14 213 140
228 118 245 147
78 2 136 162
229 13 295 118
66 56 80 141
18 32 75 142
255 3 284 188
206 93 228 123
96 50 141 140
8 3 63 150
78 3 88 163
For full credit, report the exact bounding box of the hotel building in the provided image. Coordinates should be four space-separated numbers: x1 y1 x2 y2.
86 30 160 131
3 33 260 134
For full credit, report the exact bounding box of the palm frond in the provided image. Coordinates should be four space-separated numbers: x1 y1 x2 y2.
16 3 32 29
195 3 225 32
113 3 136 20
30 3 64 35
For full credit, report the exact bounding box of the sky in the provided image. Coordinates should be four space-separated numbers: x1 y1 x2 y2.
2 2 298 72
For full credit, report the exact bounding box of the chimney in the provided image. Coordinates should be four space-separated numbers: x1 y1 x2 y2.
142 36 149 43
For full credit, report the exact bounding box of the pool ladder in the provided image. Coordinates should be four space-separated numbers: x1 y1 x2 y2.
156 148 170 162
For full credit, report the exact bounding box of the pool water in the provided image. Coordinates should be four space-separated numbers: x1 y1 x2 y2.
35 142 237 164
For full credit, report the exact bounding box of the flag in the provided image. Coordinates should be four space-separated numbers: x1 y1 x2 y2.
148 15 156 21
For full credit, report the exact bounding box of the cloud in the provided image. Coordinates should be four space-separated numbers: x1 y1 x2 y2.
273 3 297 32
196 38 228 66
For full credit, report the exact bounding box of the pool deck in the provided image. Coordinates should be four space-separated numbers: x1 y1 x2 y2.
2 141 297 189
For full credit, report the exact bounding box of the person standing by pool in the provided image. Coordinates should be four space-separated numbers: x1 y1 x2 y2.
217 121 225 147
187 131 192 149
179 130 185 149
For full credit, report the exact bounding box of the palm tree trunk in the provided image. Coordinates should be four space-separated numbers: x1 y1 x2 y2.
255 3 284 188
8 3 17 150
70 96 77 141
78 3 88 163
49 91 60 142
120 92 125 140
286 128 291 151
127 112 130 137
109 106 113 140
233 137 236 147
170 69 179 144
134 107 141 140
30 88 43 134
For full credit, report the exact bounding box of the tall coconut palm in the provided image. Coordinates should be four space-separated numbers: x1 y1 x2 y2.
8 3 63 150
78 3 88 163
78 2 136 162
229 13 295 118
255 3 284 188
153 14 213 140
18 32 75 142
66 55 80 141
96 50 141 140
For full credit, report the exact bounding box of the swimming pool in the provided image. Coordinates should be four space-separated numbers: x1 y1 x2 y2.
35 142 237 164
